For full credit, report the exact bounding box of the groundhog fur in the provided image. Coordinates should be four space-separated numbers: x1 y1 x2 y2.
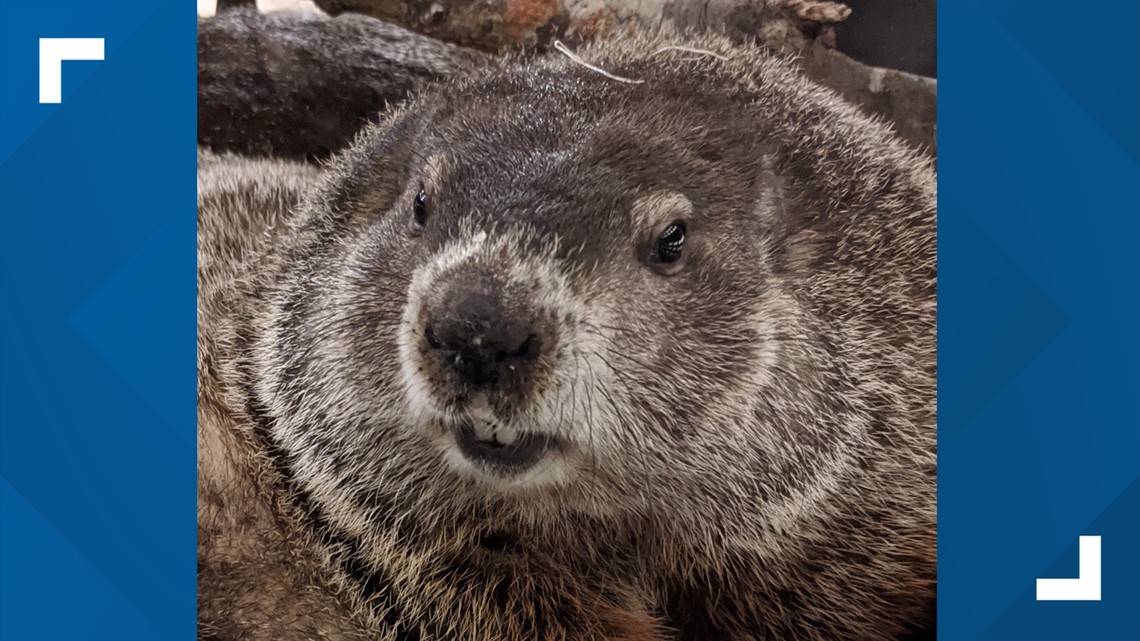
198 33 936 641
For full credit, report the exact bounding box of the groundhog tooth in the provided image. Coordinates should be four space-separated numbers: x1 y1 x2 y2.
495 427 519 445
472 420 495 441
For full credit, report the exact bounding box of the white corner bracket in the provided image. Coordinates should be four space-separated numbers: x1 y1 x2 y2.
39 38 105 104
1036 535 1102 601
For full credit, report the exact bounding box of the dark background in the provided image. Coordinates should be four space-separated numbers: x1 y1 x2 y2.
835 0 936 77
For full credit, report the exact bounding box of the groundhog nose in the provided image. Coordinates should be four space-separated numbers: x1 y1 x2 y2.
423 291 541 389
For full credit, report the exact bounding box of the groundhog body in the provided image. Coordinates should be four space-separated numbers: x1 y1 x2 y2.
198 33 936 641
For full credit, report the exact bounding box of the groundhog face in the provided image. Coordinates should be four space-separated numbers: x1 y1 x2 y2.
261 62 840 538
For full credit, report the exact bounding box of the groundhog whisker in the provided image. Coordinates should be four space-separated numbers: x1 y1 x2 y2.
567 347 599 480
576 326 676 392
579 346 661 513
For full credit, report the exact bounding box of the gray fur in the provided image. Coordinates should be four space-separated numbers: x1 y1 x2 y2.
199 33 936 641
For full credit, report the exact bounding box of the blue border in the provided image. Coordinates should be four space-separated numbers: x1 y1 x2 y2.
1 2 197 640
939 1 1140 639
1 1 1138 639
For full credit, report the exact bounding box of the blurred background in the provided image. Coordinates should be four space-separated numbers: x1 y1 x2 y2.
836 0 935 77
197 0 934 78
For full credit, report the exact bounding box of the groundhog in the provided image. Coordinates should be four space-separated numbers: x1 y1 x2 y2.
198 31 936 641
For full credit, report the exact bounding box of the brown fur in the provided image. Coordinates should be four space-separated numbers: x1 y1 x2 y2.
198 32 936 641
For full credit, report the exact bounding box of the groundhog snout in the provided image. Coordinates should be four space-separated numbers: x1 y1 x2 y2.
421 277 544 392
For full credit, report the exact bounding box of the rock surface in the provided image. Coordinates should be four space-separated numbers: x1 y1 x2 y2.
309 0 935 153
198 7 488 159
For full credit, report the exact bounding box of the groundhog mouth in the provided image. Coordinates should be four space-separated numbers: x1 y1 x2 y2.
453 420 558 474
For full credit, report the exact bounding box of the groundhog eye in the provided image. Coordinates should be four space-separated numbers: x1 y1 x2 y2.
412 189 428 228
653 221 685 264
